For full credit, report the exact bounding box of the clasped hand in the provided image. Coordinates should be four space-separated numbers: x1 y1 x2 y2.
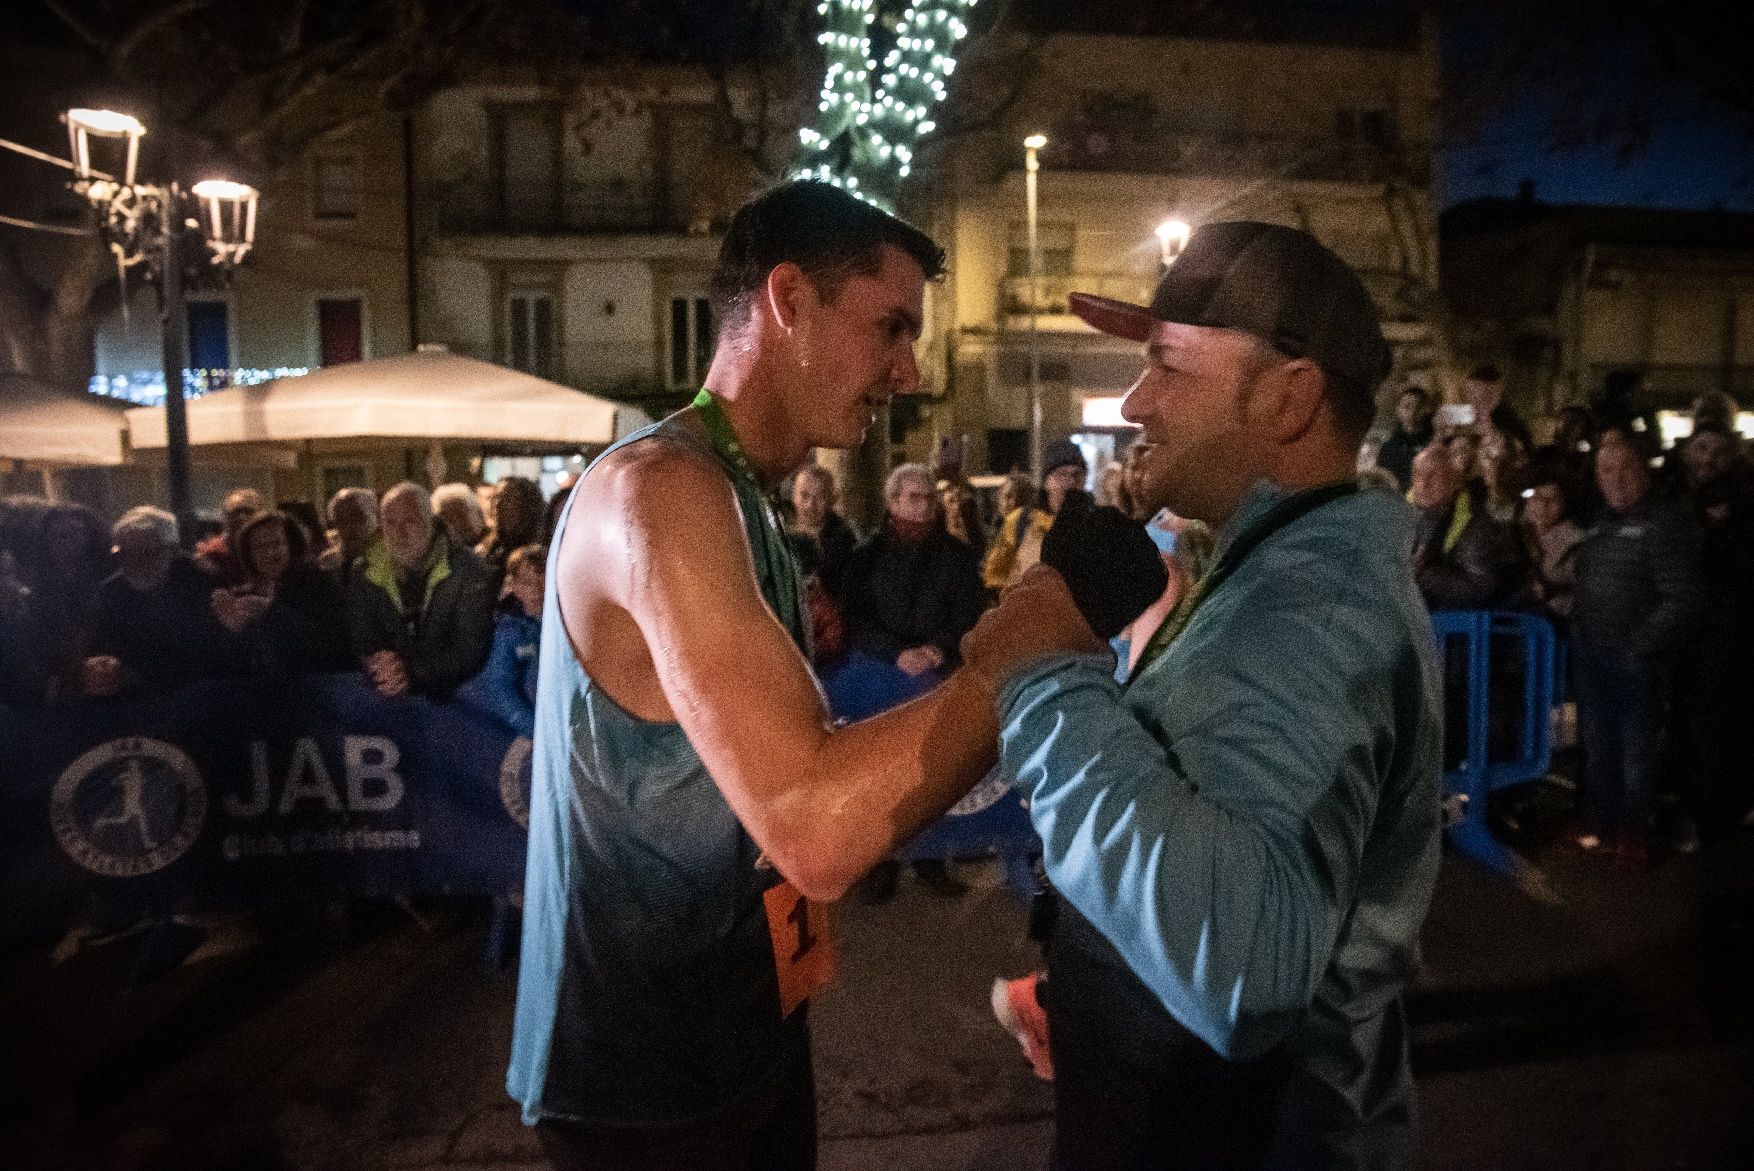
960 564 1105 692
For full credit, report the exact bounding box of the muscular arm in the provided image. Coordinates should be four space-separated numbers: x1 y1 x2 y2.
563 441 999 901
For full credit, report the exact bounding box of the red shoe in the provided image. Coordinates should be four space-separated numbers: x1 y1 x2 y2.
991 973 1054 1081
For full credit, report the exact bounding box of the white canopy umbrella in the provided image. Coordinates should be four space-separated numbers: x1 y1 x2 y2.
127 350 624 449
0 374 130 466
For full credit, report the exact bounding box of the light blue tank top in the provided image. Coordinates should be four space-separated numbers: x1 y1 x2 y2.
507 413 811 1126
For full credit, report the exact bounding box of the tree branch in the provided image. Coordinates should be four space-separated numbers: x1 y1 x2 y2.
37 0 114 56
112 0 217 74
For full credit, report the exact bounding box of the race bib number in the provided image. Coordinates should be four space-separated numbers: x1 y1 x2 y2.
763 880 834 1017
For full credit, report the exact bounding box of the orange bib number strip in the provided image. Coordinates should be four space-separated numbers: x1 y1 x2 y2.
763 880 834 1017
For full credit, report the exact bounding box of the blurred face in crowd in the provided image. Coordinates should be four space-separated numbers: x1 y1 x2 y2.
223 489 264 538
436 495 482 544
1524 482 1566 533
792 470 830 532
1446 431 1480 480
493 480 544 541
330 498 376 557
1410 445 1461 512
1043 463 1085 513
1395 390 1434 434
1683 429 1738 488
1596 438 1651 513
476 484 498 530
244 520 292 585
998 476 1030 517
46 512 90 571
507 558 545 619
381 493 435 569
1119 321 1279 522
114 527 174 590
886 472 936 526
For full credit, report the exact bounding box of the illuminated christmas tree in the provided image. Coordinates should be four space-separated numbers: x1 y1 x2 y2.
793 0 977 209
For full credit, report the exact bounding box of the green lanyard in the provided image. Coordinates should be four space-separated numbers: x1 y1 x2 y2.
1130 480 1361 681
690 389 807 647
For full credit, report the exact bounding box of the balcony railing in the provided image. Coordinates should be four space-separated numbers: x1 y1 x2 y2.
1047 131 1404 183
1000 273 1157 319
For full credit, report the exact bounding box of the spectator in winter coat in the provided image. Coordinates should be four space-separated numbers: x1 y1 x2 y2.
346 482 495 699
458 543 547 739
1409 444 1529 610
1569 432 1704 867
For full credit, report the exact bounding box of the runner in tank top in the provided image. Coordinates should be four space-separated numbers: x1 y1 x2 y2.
508 181 1005 1171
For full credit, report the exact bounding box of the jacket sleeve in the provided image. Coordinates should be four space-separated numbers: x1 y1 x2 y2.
463 618 537 738
1629 504 1704 660
408 557 496 697
983 511 1021 590
937 544 988 668
996 598 1391 1061
344 572 393 662
838 547 905 663
1417 518 1521 609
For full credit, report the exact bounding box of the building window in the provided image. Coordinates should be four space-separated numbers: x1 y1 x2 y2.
492 103 562 229
506 288 557 378
316 297 365 366
668 296 713 389
312 155 360 220
1007 222 1075 279
1336 108 1394 149
186 300 231 380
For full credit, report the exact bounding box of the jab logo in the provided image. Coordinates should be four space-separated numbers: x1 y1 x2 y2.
51 738 207 878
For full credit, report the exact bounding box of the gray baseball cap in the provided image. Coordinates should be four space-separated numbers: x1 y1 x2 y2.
1068 221 1391 391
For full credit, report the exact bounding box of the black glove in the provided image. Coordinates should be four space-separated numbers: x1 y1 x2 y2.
1041 505 1169 640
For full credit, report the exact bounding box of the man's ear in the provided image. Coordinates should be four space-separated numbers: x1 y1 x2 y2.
764 262 813 333
1256 358 1328 444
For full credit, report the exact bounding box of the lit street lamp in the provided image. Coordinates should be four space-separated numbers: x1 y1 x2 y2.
1024 132 1047 481
61 108 258 544
1155 217 1191 272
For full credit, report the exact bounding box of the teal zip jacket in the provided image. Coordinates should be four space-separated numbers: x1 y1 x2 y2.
998 480 1443 1165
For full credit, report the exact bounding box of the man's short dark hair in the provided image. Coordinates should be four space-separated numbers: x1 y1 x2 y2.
1468 363 1503 383
710 181 946 333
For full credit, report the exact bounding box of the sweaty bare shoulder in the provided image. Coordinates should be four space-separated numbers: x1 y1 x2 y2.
554 434 758 721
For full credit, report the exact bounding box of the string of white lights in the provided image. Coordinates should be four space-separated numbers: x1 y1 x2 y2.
792 0 977 209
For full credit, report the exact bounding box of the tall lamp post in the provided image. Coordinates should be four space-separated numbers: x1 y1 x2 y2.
63 108 258 543
1024 133 1047 480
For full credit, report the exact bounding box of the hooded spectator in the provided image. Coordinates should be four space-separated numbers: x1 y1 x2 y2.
477 476 547 591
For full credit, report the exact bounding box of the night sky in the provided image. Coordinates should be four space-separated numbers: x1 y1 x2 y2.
1440 3 1754 212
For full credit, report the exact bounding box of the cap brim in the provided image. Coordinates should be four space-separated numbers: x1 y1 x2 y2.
1068 292 1154 342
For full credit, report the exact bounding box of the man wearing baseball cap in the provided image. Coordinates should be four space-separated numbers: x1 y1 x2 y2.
961 222 1443 1169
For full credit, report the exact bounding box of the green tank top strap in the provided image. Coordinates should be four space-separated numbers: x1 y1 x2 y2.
690 389 809 651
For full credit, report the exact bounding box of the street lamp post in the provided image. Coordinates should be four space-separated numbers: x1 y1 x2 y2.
1024 133 1047 481
62 108 257 544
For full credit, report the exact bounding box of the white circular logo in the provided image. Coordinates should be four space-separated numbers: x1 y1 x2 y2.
947 770 1010 817
499 737 533 829
51 737 207 877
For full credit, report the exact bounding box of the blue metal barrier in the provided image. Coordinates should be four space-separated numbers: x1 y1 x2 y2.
1430 609 1559 873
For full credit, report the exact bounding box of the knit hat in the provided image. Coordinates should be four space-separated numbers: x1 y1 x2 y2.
1042 440 1087 477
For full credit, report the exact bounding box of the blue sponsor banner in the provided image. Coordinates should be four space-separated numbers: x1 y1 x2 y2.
2 659 1039 935
1 674 530 935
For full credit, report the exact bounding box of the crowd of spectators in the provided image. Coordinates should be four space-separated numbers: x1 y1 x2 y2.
1369 368 1754 866
0 475 562 742
6 368 1750 877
